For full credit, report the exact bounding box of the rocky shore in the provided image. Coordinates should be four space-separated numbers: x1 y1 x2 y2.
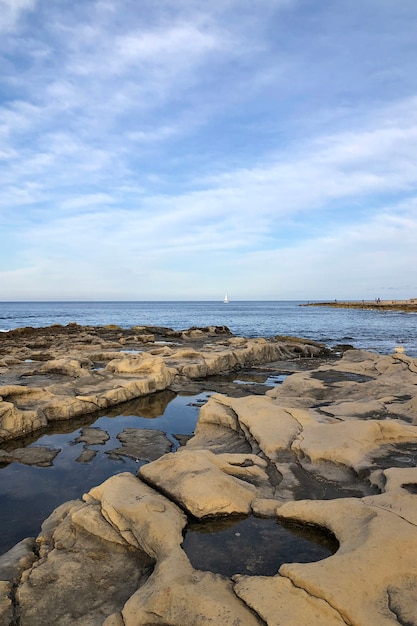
302 298 417 312
1 324 417 625
0 323 326 443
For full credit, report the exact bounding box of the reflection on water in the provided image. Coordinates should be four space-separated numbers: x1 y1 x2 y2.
371 443 417 469
183 515 338 577
0 390 211 555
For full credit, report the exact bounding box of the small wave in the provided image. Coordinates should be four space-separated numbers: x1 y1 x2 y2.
0 329 10 333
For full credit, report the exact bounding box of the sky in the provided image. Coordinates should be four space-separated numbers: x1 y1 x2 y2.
1 0 417 301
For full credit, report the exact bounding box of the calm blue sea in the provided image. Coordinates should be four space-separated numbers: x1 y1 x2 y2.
0 301 416 356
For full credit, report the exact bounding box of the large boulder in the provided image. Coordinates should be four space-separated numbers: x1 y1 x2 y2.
139 449 271 518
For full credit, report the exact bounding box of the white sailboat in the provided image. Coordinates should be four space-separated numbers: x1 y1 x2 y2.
223 292 229 304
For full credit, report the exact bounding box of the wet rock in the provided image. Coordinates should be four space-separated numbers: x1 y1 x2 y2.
0 326 327 442
173 433 193 447
75 448 97 463
0 446 59 467
107 428 172 462
73 427 110 446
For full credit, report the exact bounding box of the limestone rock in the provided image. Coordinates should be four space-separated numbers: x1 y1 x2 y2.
0 538 37 583
139 449 270 518
0 446 59 467
0 397 47 442
4 332 417 625
105 354 174 385
118 551 263 626
274 495 417 626
75 448 97 463
234 574 347 626
0 580 12 626
291 419 417 472
0 328 326 442
107 428 172 462
39 357 91 377
87 473 187 559
73 427 110 446
16 490 155 626
197 395 310 460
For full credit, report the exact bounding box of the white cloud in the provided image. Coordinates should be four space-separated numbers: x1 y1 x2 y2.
66 21 229 82
1 0 417 299
59 193 116 211
0 0 36 32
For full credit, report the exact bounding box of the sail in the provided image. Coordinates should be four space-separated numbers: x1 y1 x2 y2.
224 292 229 304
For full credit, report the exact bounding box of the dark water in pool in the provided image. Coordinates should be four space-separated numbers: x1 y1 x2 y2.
0 390 210 555
183 515 338 577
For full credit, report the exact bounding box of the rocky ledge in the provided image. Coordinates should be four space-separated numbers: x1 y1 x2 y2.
1 328 417 625
0 323 327 443
302 299 417 312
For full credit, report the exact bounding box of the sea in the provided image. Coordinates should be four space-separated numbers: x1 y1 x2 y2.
1 300 416 357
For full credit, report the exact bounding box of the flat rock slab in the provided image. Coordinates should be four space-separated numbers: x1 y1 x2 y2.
73 427 110 446
0 446 59 467
75 448 98 463
0 325 329 443
107 428 172 462
139 449 270 518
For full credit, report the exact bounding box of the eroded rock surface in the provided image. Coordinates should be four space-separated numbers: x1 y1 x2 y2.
0 445 59 467
1 337 417 625
0 324 327 442
107 428 172 462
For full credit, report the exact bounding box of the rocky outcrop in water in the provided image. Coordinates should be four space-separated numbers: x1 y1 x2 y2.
0 324 327 442
1 333 417 625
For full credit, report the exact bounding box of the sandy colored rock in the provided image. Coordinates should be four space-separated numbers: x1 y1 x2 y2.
39 357 91 377
119 551 263 626
234 574 347 626
139 449 270 518
88 473 187 559
198 395 312 460
0 580 12 626
3 336 417 626
275 495 417 626
268 350 417 419
0 538 37 583
0 325 327 442
291 418 417 472
16 492 155 626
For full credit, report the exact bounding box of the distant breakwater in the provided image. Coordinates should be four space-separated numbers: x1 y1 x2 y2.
301 299 417 312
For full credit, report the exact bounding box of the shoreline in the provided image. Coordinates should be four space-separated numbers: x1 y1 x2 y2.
1 326 417 624
301 298 417 312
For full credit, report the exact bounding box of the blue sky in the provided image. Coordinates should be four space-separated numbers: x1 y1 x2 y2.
1 0 417 301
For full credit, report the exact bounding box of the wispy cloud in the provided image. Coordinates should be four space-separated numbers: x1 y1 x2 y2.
1 0 417 299
0 0 37 32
